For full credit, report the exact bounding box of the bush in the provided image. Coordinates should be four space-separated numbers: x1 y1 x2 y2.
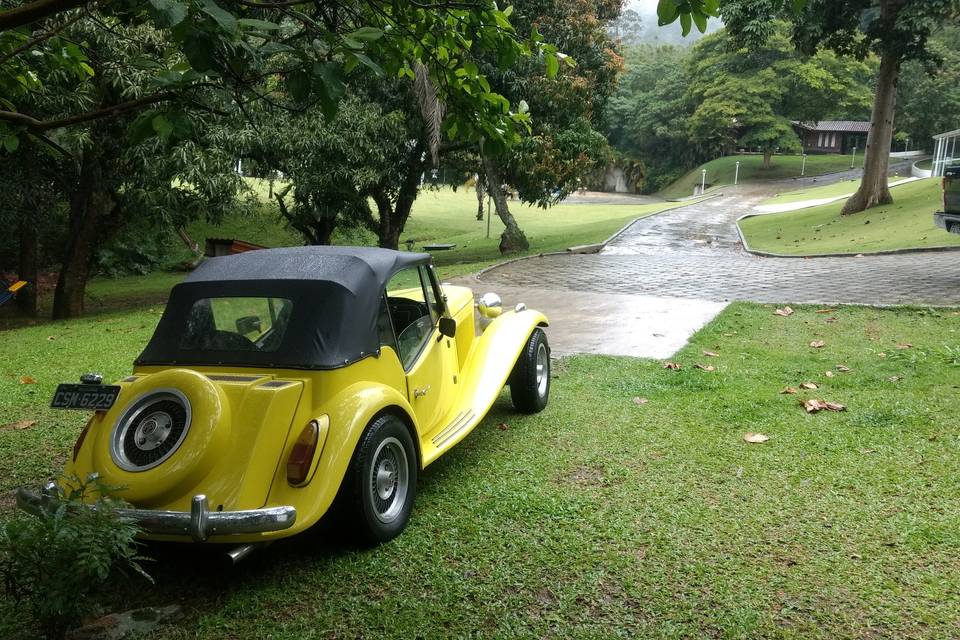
0 476 152 640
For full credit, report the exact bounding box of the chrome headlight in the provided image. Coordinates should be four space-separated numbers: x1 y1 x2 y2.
477 292 502 318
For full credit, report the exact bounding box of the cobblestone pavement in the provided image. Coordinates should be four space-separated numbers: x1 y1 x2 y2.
481 174 960 306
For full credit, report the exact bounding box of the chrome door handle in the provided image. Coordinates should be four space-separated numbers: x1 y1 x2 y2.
414 385 431 398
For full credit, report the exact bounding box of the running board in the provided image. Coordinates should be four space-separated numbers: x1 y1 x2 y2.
431 408 476 448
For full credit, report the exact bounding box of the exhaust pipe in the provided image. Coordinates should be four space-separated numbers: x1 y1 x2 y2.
224 543 262 565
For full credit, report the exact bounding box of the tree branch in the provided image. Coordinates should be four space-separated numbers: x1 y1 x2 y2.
0 0 87 31
0 10 81 64
0 92 174 131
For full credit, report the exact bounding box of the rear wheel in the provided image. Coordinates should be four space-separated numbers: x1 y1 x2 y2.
509 328 550 414
341 414 417 544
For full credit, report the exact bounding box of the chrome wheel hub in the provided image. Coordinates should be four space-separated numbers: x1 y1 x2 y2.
369 437 409 523
133 411 173 451
535 342 549 397
111 389 191 472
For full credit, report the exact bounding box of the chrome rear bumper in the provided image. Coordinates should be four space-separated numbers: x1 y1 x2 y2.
16 483 296 542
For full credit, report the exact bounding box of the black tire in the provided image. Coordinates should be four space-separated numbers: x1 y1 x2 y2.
340 414 418 544
509 328 550 414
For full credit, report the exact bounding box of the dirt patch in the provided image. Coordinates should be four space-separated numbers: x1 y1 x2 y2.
0 490 16 512
563 464 608 487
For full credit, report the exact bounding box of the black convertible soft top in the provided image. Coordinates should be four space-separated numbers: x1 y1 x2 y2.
136 246 431 370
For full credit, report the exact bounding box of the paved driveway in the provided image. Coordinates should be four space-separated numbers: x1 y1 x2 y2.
469 171 960 357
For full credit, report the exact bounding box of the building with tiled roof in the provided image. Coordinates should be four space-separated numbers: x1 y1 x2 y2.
792 121 870 154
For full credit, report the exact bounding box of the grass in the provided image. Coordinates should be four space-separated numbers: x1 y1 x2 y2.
915 159 933 171
739 178 960 255
2 302 960 638
760 175 907 207
657 154 864 200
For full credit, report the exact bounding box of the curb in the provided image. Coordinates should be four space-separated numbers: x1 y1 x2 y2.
735 211 960 259
749 177 920 216
473 193 725 281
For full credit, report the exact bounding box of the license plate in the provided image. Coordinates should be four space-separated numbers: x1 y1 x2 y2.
50 384 121 411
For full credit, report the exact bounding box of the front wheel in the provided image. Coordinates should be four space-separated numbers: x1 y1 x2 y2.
341 414 417 544
509 328 550 414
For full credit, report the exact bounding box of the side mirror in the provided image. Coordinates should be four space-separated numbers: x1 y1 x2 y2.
439 317 457 338
477 292 502 318
235 315 262 335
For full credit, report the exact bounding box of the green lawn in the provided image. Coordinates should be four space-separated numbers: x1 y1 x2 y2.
915 158 933 171
3 303 960 638
760 176 910 207
658 155 864 200
740 178 960 255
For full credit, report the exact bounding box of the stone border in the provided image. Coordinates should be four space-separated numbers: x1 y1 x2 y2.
474 193 724 281
735 211 960 259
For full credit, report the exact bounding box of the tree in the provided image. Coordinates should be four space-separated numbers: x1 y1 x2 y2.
478 0 623 253
0 1 557 153
659 0 960 214
609 8 645 45
686 24 872 168
897 23 960 152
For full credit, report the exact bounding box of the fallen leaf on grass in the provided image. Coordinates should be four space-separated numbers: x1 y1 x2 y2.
774 307 794 317
896 343 912 350
887 375 902 382
878 352 886 358
800 382 819 390
809 340 826 348
835 364 851 372
46 336 56 341
632 397 649 406
662 362 681 370
703 350 719 357
780 387 798 395
1 420 36 430
825 317 838 323
803 399 846 413
693 364 715 372
496 423 509 431
18 375 37 385
743 433 770 443
825 371 835 377
815 308 837 314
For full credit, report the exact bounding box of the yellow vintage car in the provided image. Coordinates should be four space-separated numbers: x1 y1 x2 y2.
17 247 549 560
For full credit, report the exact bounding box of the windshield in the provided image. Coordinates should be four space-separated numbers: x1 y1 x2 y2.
180 297 294 352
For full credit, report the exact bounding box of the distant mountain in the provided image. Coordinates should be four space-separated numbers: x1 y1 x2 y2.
609 0 722 47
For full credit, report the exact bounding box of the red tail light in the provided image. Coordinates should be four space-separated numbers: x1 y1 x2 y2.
287 419 324 486
73 417 94 461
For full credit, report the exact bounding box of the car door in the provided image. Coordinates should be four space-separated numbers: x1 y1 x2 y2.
385 265 457 435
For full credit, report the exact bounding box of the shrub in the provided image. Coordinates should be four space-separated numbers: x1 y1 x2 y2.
0 476 152 640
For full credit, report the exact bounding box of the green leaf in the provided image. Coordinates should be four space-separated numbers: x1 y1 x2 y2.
657 0 679 25
544 51 559 78
2 135 19 153
237 18 281 31
151 114 174 142
149 0 188 27
201 1 237 35
679 11 692 36
286 68 311 102
704 0 721 14
347 27 383 42
314 62 345 119
692 10 708 33
183 34 218 72
791 0 807 13
127 111 158 145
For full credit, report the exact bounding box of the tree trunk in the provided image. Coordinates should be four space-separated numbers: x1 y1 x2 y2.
52 148 115 320
475 172 486 221
481 152 529 254
371 141 425 250
841 50 901 215
16 141 39 316
762 149 772 170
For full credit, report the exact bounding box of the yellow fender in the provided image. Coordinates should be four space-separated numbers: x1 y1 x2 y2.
261 381 419 539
